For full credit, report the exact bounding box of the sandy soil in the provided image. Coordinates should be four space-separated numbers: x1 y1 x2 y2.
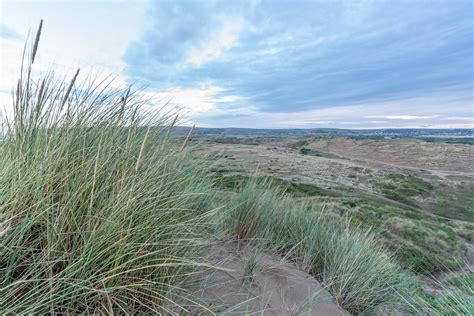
185 240 347 315
305 137 474 175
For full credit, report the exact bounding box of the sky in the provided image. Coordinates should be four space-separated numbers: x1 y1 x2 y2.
1 0 473 129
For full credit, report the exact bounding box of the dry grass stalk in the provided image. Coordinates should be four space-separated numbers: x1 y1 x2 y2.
35 79 46 111
163 114 178 142
61 68 80 110
136 127 151 172
180 125 194 151
170 114 179 128
15 79 21 116
120 87 131 115
31 19 43 65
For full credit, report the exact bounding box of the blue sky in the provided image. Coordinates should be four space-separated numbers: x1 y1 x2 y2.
1 0 473 128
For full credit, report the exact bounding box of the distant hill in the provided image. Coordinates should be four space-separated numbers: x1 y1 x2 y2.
174 127 474 142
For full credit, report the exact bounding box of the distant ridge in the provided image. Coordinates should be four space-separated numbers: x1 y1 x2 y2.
173 126 474 139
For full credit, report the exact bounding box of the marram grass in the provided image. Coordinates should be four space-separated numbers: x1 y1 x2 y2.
0 21 215 314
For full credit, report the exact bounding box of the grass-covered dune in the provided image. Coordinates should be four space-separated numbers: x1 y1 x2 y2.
212 173 468 274
1 22 472 314
215 178 473 314
0 23 216 314
222 181 419 314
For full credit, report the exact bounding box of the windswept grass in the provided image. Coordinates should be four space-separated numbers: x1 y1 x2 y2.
0 21 215 314
419 274 474 315
222 180 419 314
443 271 474 296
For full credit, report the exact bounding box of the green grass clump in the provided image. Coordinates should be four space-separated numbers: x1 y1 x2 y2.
423 290 474 314
385 173 433 195
443 271 474 296
338 198 466 274
272 177 341 197
429 183 474 221
223 180 419 314
242 252 260 284
298 147 340 158
417 274 474 314
212 173 340 197
0 23 215 314
211 173 251 190
455 223 474 241
289 139 310 148
376 173 433 205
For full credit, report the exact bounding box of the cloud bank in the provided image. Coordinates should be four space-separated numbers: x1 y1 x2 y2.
123 0 473 128
0 0 472 128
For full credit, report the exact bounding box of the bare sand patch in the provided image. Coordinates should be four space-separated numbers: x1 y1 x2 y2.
185 240 348 315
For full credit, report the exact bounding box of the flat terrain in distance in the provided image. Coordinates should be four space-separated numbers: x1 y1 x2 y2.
194 135 473 281
201 136 473 219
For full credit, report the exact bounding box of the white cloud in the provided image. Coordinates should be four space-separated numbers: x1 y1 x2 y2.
185 19 243 67
445 116 474 121
417 123 474 129
142 84 244 120
194 92 473 129
365 115 441 120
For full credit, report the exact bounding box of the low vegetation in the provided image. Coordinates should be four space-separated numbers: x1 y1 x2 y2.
443 271 474 296
242 252 260 284
337 198 466 274
375 173 433 206
299 147 340 158
429 183 474 221
455 223 474 241
421 273 474 314
212 173 341 197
